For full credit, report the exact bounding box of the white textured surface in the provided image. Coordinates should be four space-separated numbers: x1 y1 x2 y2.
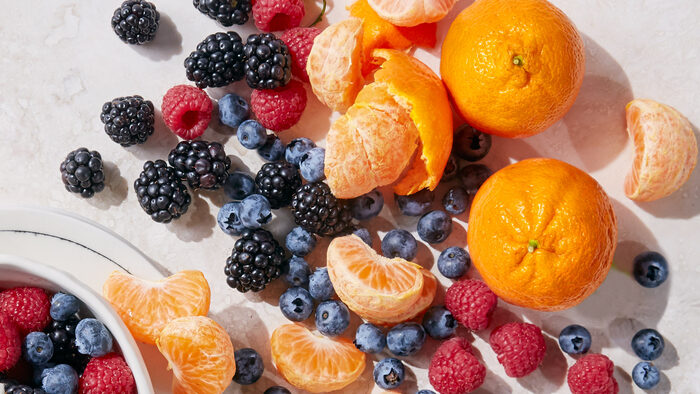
1 1 699 393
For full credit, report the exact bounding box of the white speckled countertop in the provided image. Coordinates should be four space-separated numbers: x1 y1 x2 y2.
1 1 699 393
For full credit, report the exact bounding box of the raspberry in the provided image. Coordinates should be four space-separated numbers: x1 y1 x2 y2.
252 0 305 32
428 337 485 394
444 279 497 331
567 354 619 394
162 85 213 140
281 27 321 82
489 322 546 378
251 80 307 132
0 312 21 371
0 287 51 335
79 353 136 394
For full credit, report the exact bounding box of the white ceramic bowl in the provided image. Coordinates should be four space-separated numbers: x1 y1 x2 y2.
0 254 154 393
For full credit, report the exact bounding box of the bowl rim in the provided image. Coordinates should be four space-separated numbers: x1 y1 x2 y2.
0 253 155 394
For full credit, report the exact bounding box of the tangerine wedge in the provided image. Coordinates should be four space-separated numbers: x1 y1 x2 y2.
367 0 458 26
624 99 698 202
102 270 210 345
270 324 366 393
157 316 235 394
372 268 437 325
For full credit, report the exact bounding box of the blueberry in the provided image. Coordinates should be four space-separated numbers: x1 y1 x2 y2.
373 358 405 390
386 322 426 356
308 268 334 301
417 390 436 394
453 124 492 162
381 229 417 260
237 120 268 149
239 194 272 228
264 386 291 394
23 332 54 365
218 94 250 129
299 147 325 182
632 361 660 389
279 287 314 322
285 226 317 257
315 300 350 337
417 210 452 244
460 164 492 195
395 189 434 216
217 202 246 236
353 228 373 247
285 138 316 167
558 324 591 354
33 363 56 386
223 172 256 200
353 323 386 353
349 189 384 220
441 155 459 181
41 364 78 394
422 306 457 340
257 134 285 161
283 256 311 287
50 293 80 322
632 328 664 361
233 348 264 385
633 251 669 288
442 186 468 215
74 318 113 357
437 247 470 278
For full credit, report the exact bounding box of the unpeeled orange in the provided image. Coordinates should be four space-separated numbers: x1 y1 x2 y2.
367 0 459 27
468 158 617 311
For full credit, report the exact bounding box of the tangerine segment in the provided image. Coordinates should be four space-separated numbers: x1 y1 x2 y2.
370 268 437 325
270 324 366 393
367 0 458 27
624 99 698 202
306 18 364 112
102 270 210 345
468 158 617 311
156 316 235 394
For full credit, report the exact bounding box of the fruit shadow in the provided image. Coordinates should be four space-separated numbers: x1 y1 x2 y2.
129 12 182 61
516 334 568 392
608 317 679 370
86 161 128 209
126 108 179 161
165 193 215 242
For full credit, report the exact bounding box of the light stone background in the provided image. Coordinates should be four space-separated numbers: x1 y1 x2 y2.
1 1 699 393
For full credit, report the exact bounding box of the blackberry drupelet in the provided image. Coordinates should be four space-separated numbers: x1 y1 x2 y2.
291 182 353 237
111 0 160 45
100 96 155 146
225 228 286 293
243 33 292 90
193 0 252 27
45 315 90 374
184 32 246 89
134 160 191 223
168 140 231 190
60 148 105 198
6 385 46 394
255 162 302 209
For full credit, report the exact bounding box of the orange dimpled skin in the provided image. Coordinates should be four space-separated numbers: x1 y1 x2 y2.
270 324 366 393
468 158 617 311
441 0 585 138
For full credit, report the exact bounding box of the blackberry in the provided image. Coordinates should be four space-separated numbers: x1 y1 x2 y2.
45 315 90 374
225 228 285 293
60 148 105 198
134 160 191 223
184 32 246 89
6 385 45 394
168 141 231 190
193 0 252 27
100 96 155 146
111 0 160 45
243 33 292 90
255 162 302 209
291 182 353 237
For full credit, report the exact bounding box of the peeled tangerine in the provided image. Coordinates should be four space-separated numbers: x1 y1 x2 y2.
624 99 698 202
368 0 459 27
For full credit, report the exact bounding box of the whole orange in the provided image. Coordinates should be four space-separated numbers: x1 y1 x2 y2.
467 158 617 311
441 0 585 138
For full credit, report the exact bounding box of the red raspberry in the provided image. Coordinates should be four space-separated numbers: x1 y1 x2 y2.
567 354 619 394
162 85 213 140
253 0 305 32
281 27 322 82
489 322 546 378
251 80 307 132
0 287 51 335
444 279 497 331
0 312 21 371
79 353 136 394
428 337 486 394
